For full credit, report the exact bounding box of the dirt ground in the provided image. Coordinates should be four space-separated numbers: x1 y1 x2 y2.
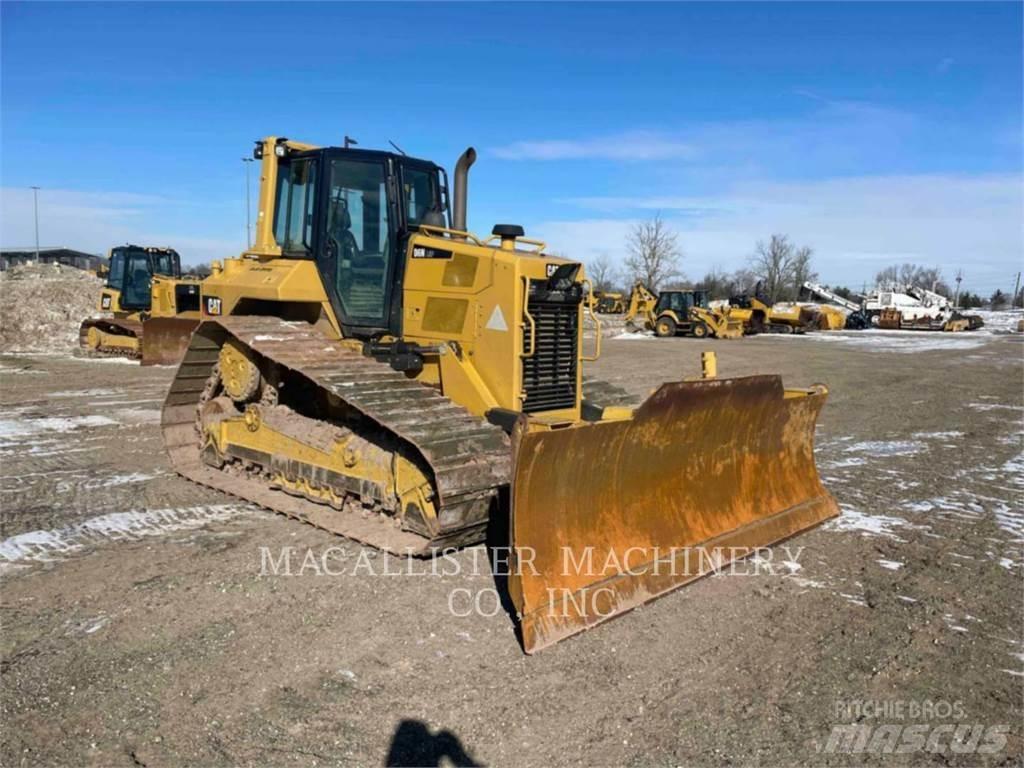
1 328 1021 767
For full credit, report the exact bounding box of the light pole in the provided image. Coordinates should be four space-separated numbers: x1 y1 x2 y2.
30 186 41 262
242 158 254 249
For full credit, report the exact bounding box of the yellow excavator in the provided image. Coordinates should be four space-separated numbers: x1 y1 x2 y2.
80 245 203 364
162 137 838 652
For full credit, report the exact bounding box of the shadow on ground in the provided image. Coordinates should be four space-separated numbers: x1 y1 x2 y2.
386 719 482 767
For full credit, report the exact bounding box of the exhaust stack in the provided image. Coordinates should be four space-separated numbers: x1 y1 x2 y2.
452 147 476 233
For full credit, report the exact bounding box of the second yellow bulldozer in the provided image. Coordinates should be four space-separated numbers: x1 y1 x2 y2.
727 284 814 335
80 245 203 364
162 137 838 652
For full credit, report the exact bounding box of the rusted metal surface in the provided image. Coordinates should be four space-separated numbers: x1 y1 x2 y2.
161 317 511 554
509 375 838 653
139 318 200 366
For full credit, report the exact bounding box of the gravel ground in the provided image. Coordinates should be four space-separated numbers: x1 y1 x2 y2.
0 328 1021 767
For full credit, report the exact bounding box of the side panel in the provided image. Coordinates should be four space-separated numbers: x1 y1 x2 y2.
199 258 338 334
401 234 581 416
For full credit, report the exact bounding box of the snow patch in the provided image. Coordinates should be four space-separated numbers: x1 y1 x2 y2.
911 431 964 441
0 504 255 566
50 388 117 398
844 440 927 456
799 329 991 354
877 559 904 571
826 505 916 539
612 332 655 341
0 414 118 440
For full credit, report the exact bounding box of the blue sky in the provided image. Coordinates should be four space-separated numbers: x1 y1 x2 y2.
2 2 1021 293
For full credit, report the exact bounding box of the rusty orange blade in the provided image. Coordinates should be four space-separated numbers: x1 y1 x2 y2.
141 318 200 366
509 375 838 653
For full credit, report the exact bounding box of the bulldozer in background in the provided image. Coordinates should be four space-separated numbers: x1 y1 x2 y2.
161 136 838 652
727 283 814 334
79 245 203 364
593 290 626 314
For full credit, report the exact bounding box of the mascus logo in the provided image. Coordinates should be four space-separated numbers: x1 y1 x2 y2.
205 296 222 316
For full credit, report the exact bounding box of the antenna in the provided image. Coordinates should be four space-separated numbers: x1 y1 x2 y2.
343 135 358 149
388 140 407 156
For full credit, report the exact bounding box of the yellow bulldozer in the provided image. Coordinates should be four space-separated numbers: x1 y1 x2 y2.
80 245 203 364
593 290 626 314
727 285 814 335
161 137 838 652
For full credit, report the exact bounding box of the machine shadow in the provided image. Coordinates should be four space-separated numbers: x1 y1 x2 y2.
385 719 483 767
483 488 523 647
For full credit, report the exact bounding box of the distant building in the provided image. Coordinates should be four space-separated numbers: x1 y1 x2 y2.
0 247 105 272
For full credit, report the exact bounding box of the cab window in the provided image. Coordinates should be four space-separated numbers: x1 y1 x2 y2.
402 166 441 227
273 159 317 255
107 251 126 289
152 252 179 277
323 158 391 322
121 251 153 309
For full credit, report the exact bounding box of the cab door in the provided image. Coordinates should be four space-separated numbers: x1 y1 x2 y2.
316 152 398 337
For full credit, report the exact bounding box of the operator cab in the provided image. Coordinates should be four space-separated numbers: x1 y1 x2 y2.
262 141 449 339
655 290 709 315
107 245 182 311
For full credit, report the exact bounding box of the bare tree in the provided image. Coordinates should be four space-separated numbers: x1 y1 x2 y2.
695 268 728 299
874 263 949 295
184 262 213 278
725 268 758 299
788 246 817 300
587 254 618 292
624 214 683 292
749 234 797 304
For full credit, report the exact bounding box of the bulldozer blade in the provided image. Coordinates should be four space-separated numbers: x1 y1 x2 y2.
509 374 838 653
140 318 200 366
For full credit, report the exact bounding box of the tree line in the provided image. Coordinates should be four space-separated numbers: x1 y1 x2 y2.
585 215 1023 308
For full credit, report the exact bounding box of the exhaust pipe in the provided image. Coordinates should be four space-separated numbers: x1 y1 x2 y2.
452 147 476 233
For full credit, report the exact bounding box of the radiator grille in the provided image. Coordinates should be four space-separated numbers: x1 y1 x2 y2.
522 295 579 413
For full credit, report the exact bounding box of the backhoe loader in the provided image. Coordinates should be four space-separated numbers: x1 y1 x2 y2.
650 290 744 339
80 245 203 364
622 280 659 330
162 137 838 652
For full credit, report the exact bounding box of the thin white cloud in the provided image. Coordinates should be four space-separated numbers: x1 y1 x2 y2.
491 131 697 161
534 173 1024 291
0 187 241 265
